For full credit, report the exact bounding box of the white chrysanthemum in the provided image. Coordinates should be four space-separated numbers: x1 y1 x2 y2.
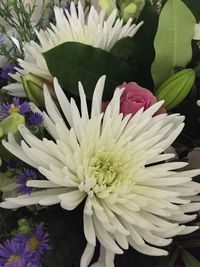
5 1 142 97
2 76 200 267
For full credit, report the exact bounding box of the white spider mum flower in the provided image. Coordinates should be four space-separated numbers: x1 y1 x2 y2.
2 76 200 267
5 1 143 97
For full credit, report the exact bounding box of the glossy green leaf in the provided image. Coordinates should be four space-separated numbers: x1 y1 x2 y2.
151 0 196 87
126 2 159 89
181 249 200 267
43 42 136 101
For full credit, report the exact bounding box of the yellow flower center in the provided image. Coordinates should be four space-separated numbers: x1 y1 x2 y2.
7 255 21 264
27 237 39 251
9 107 19 114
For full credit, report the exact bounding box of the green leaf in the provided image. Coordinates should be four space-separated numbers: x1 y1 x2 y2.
151 0 196 87
181 249 200 267
110 2 159 89
128 2 159 89
43 42 136 101
110 37 136 64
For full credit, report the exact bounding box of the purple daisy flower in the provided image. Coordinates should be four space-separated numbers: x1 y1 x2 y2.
0 97 30 121
0 239 30 267
0 65 16 81
14 223 50 266
16 169 37 195
0 34 4 45
28 112 44 126
26 223 50 258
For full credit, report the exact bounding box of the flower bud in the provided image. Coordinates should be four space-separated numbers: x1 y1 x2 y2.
0 113 25 135
155 69 195 111
98 0 116 14
120 0 145 21
21 73 54 107
18 218 32 235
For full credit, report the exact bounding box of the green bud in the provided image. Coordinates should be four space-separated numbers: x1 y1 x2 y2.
120 0 145 21
18 225 32 235
18 218 29 226
0 113 25 135
18 219 32 235
155 69 195 111
21 73 54 107
98 0 116 14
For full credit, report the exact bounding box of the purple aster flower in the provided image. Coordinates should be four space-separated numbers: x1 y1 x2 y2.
0 239 30 267
0 34 4 45
0 65 16 80
14 223 50 265
0 97 30 121
26 223 50 258
16 169 37 195
28 112 44 126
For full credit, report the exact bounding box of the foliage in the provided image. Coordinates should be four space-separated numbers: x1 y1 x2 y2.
43 42 137 101
151 0 196 87
1 0 200 266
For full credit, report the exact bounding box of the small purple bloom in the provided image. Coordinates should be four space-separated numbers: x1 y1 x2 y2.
16 169 37 195
14 223 50 265
28 112 44 126
26 223 50 258
0 239 30 267
0 34 4 45
0 65 16 80
0 97 30 120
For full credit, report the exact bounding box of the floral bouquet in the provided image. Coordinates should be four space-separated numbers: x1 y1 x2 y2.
0 0 200 266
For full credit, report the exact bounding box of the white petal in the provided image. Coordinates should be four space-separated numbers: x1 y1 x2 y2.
80 243 95 267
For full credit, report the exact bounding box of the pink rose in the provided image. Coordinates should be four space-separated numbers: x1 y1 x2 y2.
119 82 157 116
102 82 165 116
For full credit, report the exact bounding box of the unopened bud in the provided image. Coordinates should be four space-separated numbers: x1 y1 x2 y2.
98 0 116 14
21 73 54 107
0 113 25 135
120 0 145 21
155 69 195 111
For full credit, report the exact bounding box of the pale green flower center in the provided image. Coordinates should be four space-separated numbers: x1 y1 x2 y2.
90 150 127 186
